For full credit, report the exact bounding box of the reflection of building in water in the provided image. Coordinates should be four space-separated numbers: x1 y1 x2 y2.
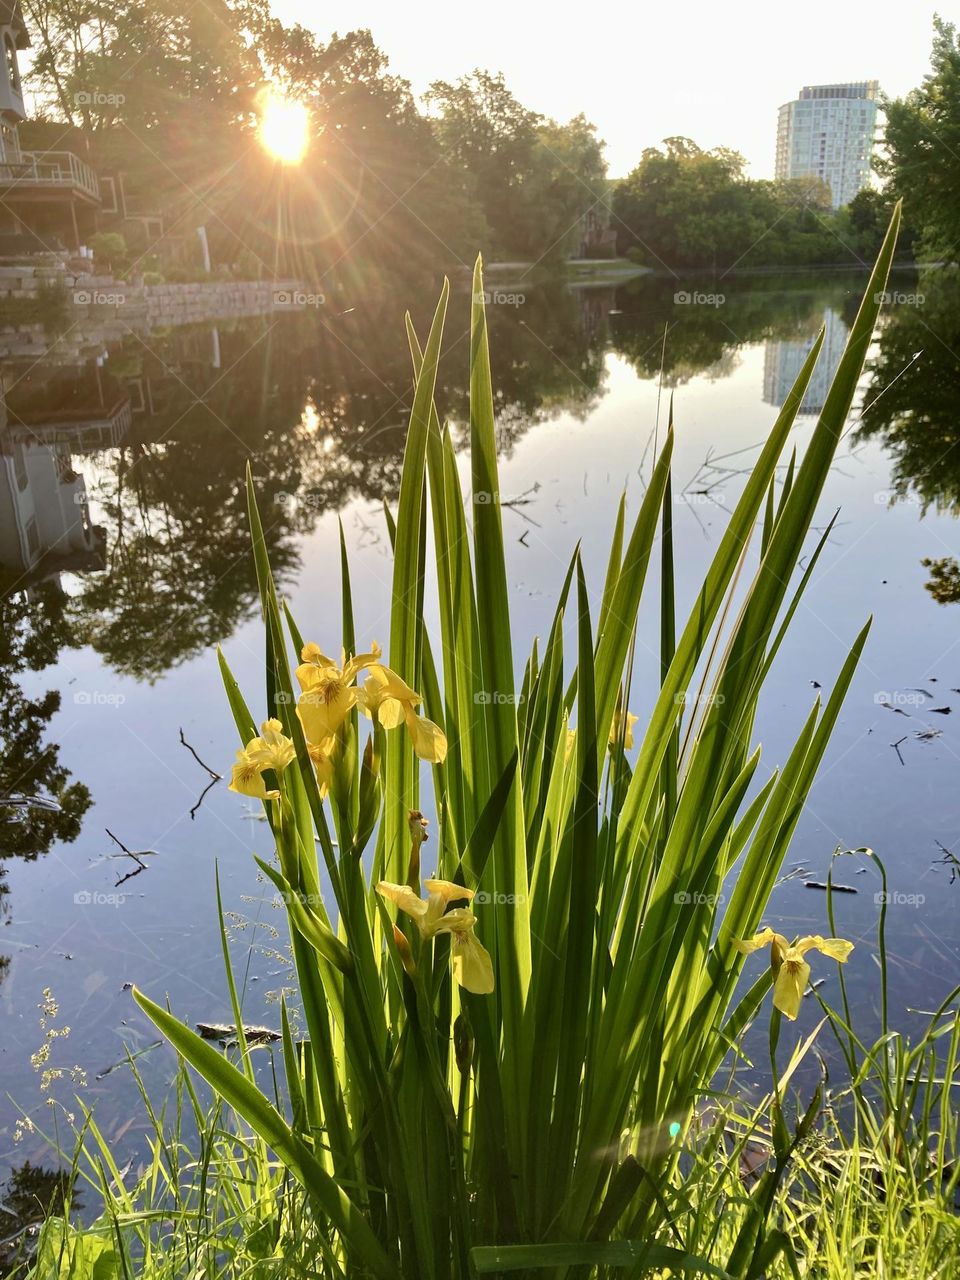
0 437 104 581
572 286 616 344
0 364 131 583
762 307 849 414
124 325 223 416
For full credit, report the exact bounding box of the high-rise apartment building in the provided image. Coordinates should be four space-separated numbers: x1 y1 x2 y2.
775 82 879 209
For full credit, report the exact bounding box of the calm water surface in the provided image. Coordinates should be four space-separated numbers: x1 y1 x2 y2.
1 268 959 1185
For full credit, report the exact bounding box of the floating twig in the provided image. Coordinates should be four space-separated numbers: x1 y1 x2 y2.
891 735 908 767
178 729 222 780
189 776 220 822
105 828 156 886
934 840 960 885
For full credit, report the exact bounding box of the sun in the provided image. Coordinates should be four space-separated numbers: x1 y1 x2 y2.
258 90 310 165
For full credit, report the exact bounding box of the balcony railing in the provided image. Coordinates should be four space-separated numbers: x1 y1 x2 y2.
0 150 100 202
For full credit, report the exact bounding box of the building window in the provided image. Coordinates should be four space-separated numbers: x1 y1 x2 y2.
25 515 39 558
5 35 20 95
13 440 27 490
99 176 119 214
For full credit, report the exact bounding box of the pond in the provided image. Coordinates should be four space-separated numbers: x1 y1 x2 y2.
1 265 959 1187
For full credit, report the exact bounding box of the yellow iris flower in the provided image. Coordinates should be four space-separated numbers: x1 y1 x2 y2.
306 738 335 797
733 927 854 1020
228 719 296 800
564 708 638 760
359 664 448 764
609 708 639 750
377 877 494 994
294 642 447 765
295 641 383 742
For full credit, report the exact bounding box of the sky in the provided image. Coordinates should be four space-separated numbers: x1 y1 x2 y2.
273 0 940 176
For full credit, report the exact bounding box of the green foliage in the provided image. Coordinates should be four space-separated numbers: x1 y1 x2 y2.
68 214 899 1278
612 138 909 270
879 17 960 260
87 231 127 271
21 211 955 1280
426 72 607 259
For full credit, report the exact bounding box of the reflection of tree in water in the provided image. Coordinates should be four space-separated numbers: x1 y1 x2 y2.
66 288 606 680
0 584 92 986
0 585 91 860
856 268 960 513
0 1160 73 1274
609 273 862 386
921 557 960 604
20 275 881 687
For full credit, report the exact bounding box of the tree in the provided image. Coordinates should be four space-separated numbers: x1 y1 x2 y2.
426 72 607 260
879 17 960 260
612 139 766 270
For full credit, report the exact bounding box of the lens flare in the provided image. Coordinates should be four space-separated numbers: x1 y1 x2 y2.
258 90 309 165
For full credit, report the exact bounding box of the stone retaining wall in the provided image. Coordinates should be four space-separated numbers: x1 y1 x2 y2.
0 264 305 330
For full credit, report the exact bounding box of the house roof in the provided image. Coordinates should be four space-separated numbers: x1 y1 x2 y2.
0 1 29 50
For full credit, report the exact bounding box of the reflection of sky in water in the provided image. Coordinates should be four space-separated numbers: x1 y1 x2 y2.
1 275 958 1175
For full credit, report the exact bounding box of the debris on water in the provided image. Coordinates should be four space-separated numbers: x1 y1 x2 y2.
810 680 822 689
518 530 530 546
196 1022 281 1046
934 841 960 884
95 1040 163 1080
914 728 943 742
105 828 156 886
1 793 64 824
179 728 223 820
891 735 909 766
804 880 858 894
907 688 934 699
930 706 952 715
121 982 134 991
0 793 62 812
804 978 826 997
878 700 910 716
